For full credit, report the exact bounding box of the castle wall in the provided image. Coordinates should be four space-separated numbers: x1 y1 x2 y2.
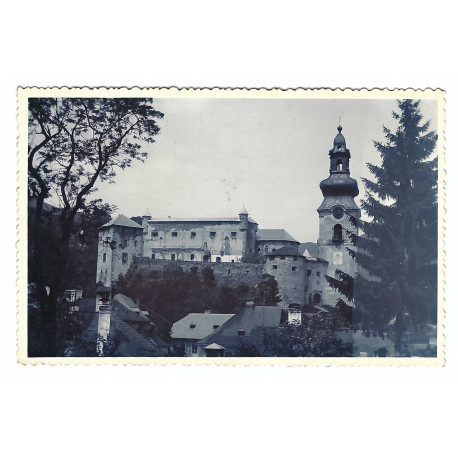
304 258 329 305
132 257 264 289
263 255 307 308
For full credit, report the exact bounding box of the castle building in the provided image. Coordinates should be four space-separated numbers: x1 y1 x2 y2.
317 126 361 306
96 125 360 310
141 207 258 263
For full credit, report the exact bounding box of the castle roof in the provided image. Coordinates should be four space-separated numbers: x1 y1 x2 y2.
147 216 258 224
298 242 320 258
171 313 235 340
100 214 144 229
264 245 303 257
256 229 299 243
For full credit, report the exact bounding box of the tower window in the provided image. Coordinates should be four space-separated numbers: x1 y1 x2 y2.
336 159 343 171
171 254 176 260
190 232 196 238
102 253 106 263
151 253 155 259
210 232 216 238
231 232 237 239
333 224 343 243
152 231 158 237
171 232 178 237
292 266 297 272
273 265 278 270
307 269 312 277
190 254 195 261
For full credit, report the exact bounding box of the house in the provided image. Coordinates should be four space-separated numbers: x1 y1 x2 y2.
170 311 235 356
196 304 283 357
256 229 300 255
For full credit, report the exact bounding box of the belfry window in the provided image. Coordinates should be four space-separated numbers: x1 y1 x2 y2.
336 159 343 171
333 224 343 243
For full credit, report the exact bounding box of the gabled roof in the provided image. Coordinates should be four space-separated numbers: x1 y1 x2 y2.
256 229 299 243
171 313 235 340
114 294 151 323
197 306 282 349
298 242 320 258
264 245 303 257
100 214 143 229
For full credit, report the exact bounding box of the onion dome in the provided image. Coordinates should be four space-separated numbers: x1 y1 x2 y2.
320 174 359 197
330 125 348 153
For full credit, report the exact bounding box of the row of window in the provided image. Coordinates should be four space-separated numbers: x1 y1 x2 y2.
269 255 298 261
151 230 238 239
272 265 298 272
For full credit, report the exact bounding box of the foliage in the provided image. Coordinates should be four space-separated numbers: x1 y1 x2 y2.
325 100 438 353
114 264 253 335
256 273 282 306
261 310 352 357
28 97 163 356
235 340 261 357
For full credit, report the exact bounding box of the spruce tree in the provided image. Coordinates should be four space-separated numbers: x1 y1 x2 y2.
326 100 438 354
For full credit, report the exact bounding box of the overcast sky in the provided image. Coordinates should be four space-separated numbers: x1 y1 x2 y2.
92 98 438 244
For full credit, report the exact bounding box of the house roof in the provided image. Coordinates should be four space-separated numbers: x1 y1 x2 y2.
204 343 225 350
264 246 303 257
100 214 144 229
171 313 235 340
197 306 282 349
114 293 151 323
114 318 165 357
256 229 299 243
298 242 320 258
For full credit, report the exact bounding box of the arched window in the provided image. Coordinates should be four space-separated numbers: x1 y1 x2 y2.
313 293 321 304
336 159 343 171
333 224 343 243
216 256 221 263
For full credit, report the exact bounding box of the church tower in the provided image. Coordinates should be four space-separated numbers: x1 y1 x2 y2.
317 126 361 306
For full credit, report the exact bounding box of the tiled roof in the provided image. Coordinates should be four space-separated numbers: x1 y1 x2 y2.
114 293 151 323
298 242 320 258
264 245 303 257
100 214 144 229
197 306 282 349
171 313 235 340
256 229 299 243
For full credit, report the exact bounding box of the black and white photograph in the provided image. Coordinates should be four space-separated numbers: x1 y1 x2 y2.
19 88 444 363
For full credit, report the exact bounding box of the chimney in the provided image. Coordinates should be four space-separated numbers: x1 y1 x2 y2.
204 306 212 314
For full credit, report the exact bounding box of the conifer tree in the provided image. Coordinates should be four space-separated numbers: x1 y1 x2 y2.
326 100 438 354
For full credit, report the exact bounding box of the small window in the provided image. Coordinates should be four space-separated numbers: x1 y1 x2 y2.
246 269 249 275
190 254 195 261
273 265 278 270
231 232 237 239
151 253 155 259
190 232 196 238
317 271 320 277
171 232 178 237
213 324 219 329
292 266 297 272
191 344 198 354
122 252 128 264
307 269 312 277
171 254 176 261
124 239 128 247
134 240 138 248
210 231 216 238
216 256 221 263
190 323 196 329
152 231 158 237
237 329 245 336
264 245 269 254
102 253 106 263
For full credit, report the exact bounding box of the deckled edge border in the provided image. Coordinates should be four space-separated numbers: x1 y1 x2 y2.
16 87 446 367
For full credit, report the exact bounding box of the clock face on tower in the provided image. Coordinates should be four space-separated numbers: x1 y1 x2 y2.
332 206 344 219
